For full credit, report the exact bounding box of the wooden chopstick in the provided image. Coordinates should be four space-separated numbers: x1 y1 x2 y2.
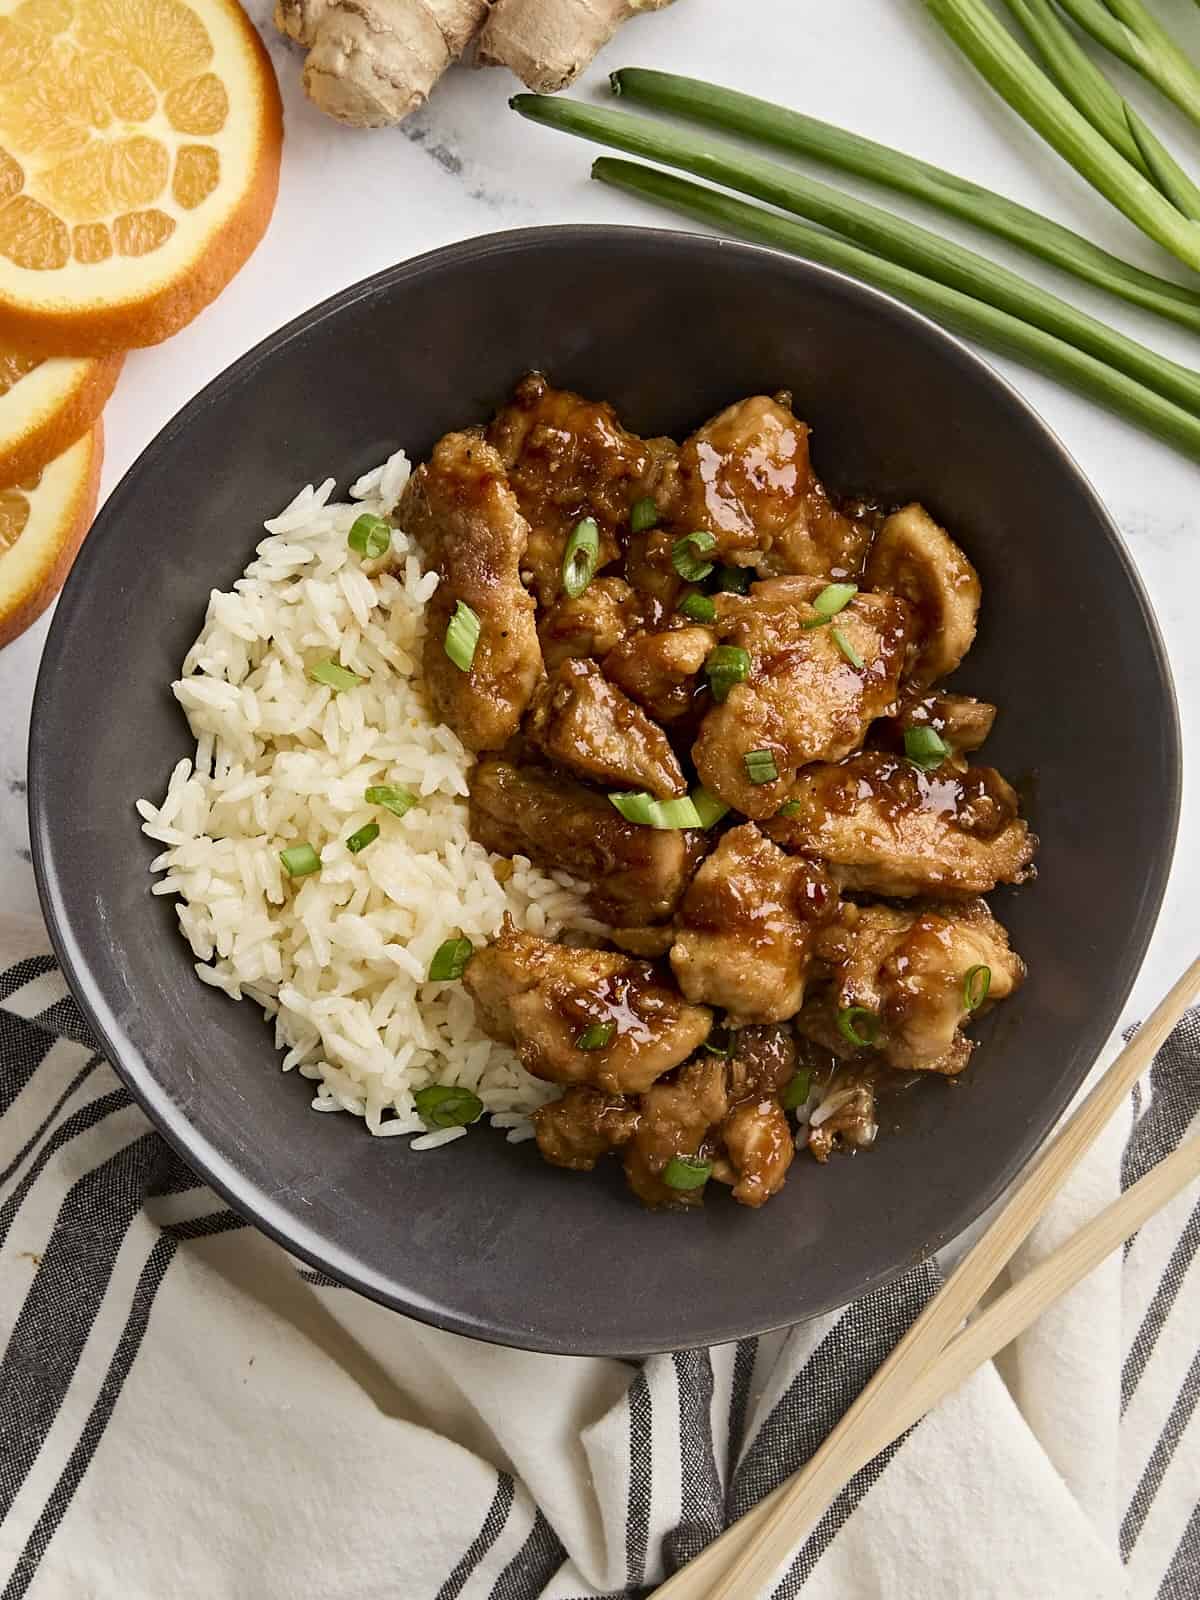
649 1129 1200 1599
649 954 1200 1600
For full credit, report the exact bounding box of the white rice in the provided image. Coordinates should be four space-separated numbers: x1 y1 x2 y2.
138 449 606 1146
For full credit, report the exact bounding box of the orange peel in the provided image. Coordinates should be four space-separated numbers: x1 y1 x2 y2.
0 0 283 355
0 421 102 646
0 343 121 485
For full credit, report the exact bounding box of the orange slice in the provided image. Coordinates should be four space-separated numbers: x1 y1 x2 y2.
0 340 121 485
0 420 101 645
0 0 282 355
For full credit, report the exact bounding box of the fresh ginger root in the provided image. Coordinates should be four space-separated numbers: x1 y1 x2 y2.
477 0 676 94
275 0 678 126
274 0 489 126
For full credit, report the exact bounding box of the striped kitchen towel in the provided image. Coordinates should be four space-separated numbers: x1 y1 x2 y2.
0 913 1196 1600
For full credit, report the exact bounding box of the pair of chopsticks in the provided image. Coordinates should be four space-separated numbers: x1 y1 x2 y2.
650 955 1200 1600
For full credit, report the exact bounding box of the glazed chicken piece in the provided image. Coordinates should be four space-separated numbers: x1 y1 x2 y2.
527 658 686 798
807 1065 881 1163
766 750 1036 898
609 926 675 958
711 1024 799 1205
877 687 997 756
865 504 981 686
675 394 873 577
623 1054 729 1208
464 919 712 1094
718 1097 796 1206
669 823 838 1023
726 1022 799 1097
624 526 687 610
801 898 1025 1075
693 578 910 819
539 577 658 671
486 372 673 604
469 759 707 925
603 623 717 723
532 1085 641 1171
398 432 541 752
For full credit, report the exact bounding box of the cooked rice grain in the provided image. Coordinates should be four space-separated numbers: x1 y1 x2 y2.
139 450 603 1145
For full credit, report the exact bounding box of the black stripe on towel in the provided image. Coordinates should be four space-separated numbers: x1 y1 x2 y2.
489 1508 567 1600
663 1349 723 1572
434 1473 515 1600
0 956 55 1006
625 1366 654 1590
0 1129 175 1520
0 1087 130 1254
0 1010 58 1119
725 1336 758 1498
0 1052 101 1190
729 1259 939 1523
1121 1342 1200 1561
29 995 96 1049
1 1209 244 1600
771 1428 917 1599
1122 1195 1200 1415
1157 1496 1200 1599
1122 1011 1200 1198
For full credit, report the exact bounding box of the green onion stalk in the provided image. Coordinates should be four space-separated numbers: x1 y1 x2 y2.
998 0 1200 221
591 157 1200 463
609 68 1200 336
920 0 1200 269
1054 0 1200 131
511 95 1200 418
1002 0 1151 172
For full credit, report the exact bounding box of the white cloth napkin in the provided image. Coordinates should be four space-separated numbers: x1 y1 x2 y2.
0 909 1196 1600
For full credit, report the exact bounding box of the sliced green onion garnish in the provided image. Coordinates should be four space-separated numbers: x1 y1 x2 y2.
701 1033 730 1056
413 1083 484 1129
576 1021 616 1050
609 790 662 826
831 626 864 669
444 602 481 672
663 1155 713 1191
310 659 364 692
672 530 717 582
690 786 730 828
716 564 752 594
631 496 659 532
348 512 391 559
776 799 802 818
562 516 601 598
346 821 380 854
609 791 703 829
744 749 779 785
678 591 717 624
904 725 951 772
813 581 858 617
428 938 474 982
705 644 750 702
279 843 321 877
964 964 993 1011
365 784 417 817
837 1005 881 1048
781 1068 812 1110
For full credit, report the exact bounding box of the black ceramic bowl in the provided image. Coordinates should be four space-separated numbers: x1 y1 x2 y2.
30 227 1179 1356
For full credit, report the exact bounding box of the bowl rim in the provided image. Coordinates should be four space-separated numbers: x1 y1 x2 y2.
28 224 1182 1355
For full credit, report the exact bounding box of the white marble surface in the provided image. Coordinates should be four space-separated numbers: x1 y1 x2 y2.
1 0 1198 1021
